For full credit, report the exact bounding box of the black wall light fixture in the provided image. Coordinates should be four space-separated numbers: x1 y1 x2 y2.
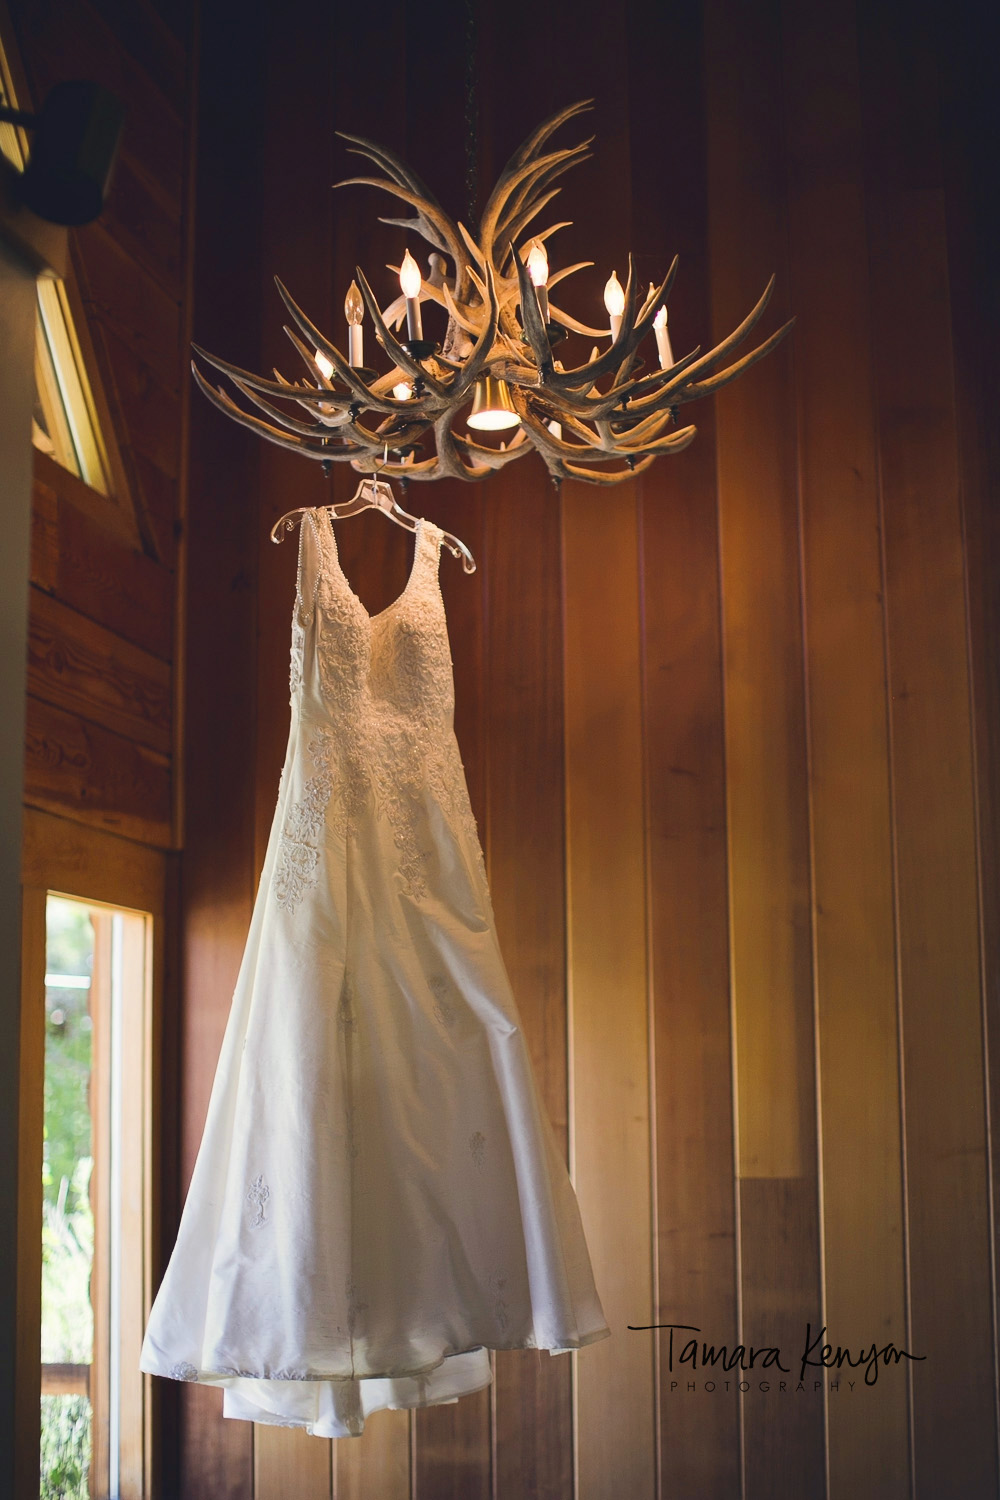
0 79 124 227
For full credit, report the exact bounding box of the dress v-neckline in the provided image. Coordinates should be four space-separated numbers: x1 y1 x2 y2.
325 511 426 623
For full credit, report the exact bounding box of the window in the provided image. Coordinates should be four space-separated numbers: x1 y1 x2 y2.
40 894 152 1500
0 35 113 494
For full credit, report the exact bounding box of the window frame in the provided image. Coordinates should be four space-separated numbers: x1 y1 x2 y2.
18 808 170 1500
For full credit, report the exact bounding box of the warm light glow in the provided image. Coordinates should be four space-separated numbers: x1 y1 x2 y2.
527 239 549 288
344 280 364 325
467 406 521 431
604 270 625 317
653 304 667 329
393 381 412 400
400 249 422 299
315 350 334 380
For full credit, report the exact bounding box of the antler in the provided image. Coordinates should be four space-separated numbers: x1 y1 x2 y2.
190 102 794 485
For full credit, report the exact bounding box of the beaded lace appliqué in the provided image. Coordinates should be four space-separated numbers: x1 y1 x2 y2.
276 512 489 909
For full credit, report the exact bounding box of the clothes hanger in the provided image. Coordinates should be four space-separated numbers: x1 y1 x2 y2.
271 448 476 574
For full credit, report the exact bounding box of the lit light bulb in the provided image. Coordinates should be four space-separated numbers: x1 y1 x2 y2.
653 302 674 369
604 270 625 341
399 249 422 299
344 279 364 366
527 239 549 287
527 238 550 324
399 250 424 341
315 349 334 380
393 381 413 400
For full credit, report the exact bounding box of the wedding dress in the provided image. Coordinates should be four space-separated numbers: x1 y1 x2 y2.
140 506 609 1438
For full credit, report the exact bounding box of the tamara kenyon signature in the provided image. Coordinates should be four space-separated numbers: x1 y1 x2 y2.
627 1323 926 1387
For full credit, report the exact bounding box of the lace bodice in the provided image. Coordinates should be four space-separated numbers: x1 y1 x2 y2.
275 509 485 912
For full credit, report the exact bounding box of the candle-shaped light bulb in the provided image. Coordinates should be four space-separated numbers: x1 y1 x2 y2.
400 249 424 341
344 279 364 367
604 270 625 341
315 349 334 381
653 302 674 369
393 381 412 401
527 238 550 324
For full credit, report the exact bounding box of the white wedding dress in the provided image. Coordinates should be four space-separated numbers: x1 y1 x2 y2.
140 507 609 1437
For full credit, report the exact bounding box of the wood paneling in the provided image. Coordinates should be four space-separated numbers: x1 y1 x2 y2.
781 1 909 1493
487 478 573 1499
165 3 1000 1498
30 467 175 661
859 3 997 1494
334 1409 410 1500
27 586 172 754
631 0 741 1491
254 1425 330 1500
705 1 825 1496
24 693 172 846
563 487 655 1500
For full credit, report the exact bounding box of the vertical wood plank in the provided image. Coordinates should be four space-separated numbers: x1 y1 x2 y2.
780 1 910 1493
177 1 263 1490
254 1424 331 1500
628 0 741 1487
486 476 573 1499
334 1408 410 1500
704 0 825 1494
14 885 46 1500
563 487 655 1500
859 4 998 1493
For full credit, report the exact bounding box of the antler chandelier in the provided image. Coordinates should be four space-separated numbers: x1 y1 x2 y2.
192 100 793 487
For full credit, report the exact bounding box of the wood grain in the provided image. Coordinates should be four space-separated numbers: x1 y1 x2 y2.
21 805 167 913
31 475 174 662
781 0 910 1492
563 485 655 1500
859 3 998 1492
627 1 741 1494
704 0 824 1494
334 1408 410 1500
75 220 182 393
24 694 171 847
27 585 172 754
254 1424 331 1500
14 886 45 1500
486 475 573 1499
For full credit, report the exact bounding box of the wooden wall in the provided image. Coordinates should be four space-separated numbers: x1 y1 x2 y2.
172 1 999 1499
8 0 193 854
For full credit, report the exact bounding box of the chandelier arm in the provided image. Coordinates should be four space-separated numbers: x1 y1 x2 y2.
495 152 592 256
352 267 450 396
512 248 556 378
481 98 594 224
228 377 355 436
654 275 778 396
191 342 352 406
335 130 445 215
433 412 494 481
605 405 681 446
274 282 410 413
451 430 533 469
479 143 593 263
497 191 568 268
279 324 407 416
538 303 608 339
672 317 796 400
620 346 706 411
545 260 594 291
333 176 467 279
437 280 482 337
444 265 502 401
192 365 367 460
561 454 658 484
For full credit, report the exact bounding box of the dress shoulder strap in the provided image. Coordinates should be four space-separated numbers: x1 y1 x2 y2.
294 509 329 625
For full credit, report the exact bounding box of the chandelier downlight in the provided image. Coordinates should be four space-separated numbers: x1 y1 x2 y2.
191 100 794 487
